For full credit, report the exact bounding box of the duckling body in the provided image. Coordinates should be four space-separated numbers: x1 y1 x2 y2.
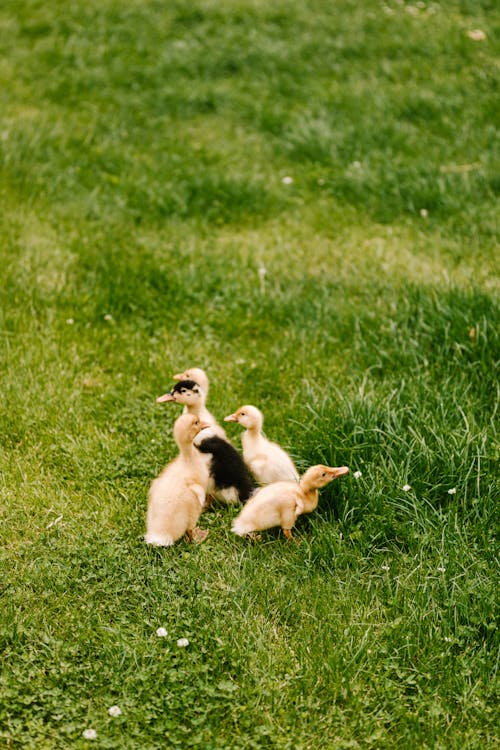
195 435 257 504
231 464 349 540
224 405 299 484
145 414 211 546
157 379 226 439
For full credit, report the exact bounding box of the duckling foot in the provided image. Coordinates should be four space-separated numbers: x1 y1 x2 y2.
247 531 262 541
283 528 300 543
187 527 209 544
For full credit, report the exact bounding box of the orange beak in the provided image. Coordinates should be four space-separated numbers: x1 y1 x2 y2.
327 466 349 479
173 372 184 381
224 413 239 422
156 392 175 403
198 421 211 431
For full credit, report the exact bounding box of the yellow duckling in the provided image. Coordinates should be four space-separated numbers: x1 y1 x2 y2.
224 404 299 484
231 464 349 541
145 413 211 547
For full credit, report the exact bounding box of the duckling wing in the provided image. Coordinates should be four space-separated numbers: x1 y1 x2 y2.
245 438 298 484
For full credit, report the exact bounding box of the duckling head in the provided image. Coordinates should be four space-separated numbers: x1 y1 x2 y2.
301 464 349 489
173 413 211 447
224 405 263 431
173 367 209 394
156 379 204 406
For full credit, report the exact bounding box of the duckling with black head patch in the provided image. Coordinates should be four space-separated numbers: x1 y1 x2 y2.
156 379 226 439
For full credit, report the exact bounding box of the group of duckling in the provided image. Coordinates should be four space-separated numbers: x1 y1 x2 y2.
145 367 349 547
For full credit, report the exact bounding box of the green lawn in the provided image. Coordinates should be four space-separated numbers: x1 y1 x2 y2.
0 1 498 748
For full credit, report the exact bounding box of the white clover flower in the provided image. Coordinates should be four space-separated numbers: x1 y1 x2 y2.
353 470 362 479
104 313 113 322
282 176 293 185
66 318 75 325
444 636 452 642
156 627 168 637
83 728 97 740
352 160 362 169
177 637 189 648
437 566 446 573
108 705 122 717
403 484 411 492
420 208 428 218
467 29 486 41
447 488 456 495
258 265 267 280
381 564 390 571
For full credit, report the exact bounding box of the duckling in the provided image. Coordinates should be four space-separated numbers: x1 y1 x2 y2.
156 380 253 504
145 413 211 547
231 464 349 541
195 435 257 505
156 379 226 439
224 405 299 484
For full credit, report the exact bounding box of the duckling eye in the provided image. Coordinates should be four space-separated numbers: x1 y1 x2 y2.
240 412 246 416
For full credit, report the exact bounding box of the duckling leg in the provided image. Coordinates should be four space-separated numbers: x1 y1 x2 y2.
186 527 209 543
282 528 294 541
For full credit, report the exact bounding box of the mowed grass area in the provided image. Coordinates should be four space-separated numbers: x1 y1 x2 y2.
0 0 499 747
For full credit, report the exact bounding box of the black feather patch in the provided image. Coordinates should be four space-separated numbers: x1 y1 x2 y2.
171 379 200 394
196 436 257 503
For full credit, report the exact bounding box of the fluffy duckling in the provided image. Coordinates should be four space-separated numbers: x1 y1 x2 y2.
231 464 349 541
156 379 226 439
145 413 211 547
196 435 257 505
224 405 299 484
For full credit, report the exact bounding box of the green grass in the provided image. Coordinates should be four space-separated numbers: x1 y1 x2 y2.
0 0 499 747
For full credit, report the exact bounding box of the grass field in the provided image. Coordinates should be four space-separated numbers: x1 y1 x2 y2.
0 0 499 747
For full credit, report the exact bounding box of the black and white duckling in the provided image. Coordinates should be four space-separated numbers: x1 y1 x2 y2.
224 404 299 484
145 413 211 547
156 379 226 438
195 435 257 505
232 464 349 541
156 381 254 504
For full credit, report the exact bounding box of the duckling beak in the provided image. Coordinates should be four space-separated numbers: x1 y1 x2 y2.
224 413 239 422
198 421 211 431
173 372 184 381
328 466 349 479
156 391 175 403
